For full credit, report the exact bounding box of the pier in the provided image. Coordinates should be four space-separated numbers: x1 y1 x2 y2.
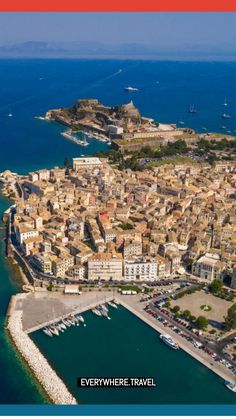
24 292 115 334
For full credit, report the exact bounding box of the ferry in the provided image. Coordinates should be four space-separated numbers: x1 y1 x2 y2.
160 334 179 350
222 113 231 119
224 380 236 393
124 86 139 92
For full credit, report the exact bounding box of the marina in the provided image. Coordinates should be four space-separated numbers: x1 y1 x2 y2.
28 298 236 405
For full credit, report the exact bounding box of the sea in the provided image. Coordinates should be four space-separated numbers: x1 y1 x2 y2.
0 59 236 404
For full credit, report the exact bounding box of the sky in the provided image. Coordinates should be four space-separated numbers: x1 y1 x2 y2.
0 12 236 50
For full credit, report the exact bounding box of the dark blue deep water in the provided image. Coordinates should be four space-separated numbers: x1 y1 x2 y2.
1 59 236 173
0 59 236 405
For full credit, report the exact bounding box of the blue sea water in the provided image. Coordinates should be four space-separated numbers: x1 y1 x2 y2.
0 59 236 173
0 59 236 405
31 306 236 405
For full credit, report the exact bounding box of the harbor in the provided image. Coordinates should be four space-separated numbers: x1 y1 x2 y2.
5 289 236 404
28 293 236 405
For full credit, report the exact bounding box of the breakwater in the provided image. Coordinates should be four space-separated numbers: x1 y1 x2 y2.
7 294 77 405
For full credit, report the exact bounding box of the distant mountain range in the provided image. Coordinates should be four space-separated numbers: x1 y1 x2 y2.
0 41 235 60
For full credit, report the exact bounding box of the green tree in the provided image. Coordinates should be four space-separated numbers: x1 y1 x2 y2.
224 303 236 331
164 301 171 309
209 279 223 294
47 283 54 292
172 305 180 314
182 309 192 320
196 316 208 330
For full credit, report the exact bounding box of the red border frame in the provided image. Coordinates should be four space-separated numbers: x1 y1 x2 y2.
1 1 236 11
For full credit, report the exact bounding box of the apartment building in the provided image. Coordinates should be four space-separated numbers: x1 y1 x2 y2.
124 257 157 282
88 252 123 281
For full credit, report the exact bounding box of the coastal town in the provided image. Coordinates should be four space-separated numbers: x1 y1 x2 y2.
1 155 236 288
1 98 236 403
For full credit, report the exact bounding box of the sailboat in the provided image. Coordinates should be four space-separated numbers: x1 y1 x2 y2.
223 98 228 106
222 113 231 119
188 104 197 114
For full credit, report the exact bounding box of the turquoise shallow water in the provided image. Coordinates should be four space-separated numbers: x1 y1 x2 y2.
0 59 235 404
31 307 236 405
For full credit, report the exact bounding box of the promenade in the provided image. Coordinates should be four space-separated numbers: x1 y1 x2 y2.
117 295 235 383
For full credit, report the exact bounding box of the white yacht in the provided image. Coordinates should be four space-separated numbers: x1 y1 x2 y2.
160 334 179 350
224 380 236 393
124 86 139 92
77 315 85 323
43 328 53 337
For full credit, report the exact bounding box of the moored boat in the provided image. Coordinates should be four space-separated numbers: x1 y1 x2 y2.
100 304 108 312
77 315 85 322
92 308 102 316
43 328 53 337
160 334 179 350
108 301 118 308
224 380 236 392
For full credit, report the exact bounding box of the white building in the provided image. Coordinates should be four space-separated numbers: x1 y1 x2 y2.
192 253 225 282
88 252 123 281
107 125 123 135
15 224 39 244
124 257 157 282
73 157 102 171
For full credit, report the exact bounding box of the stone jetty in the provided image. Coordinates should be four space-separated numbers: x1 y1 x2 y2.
7 307 77 405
